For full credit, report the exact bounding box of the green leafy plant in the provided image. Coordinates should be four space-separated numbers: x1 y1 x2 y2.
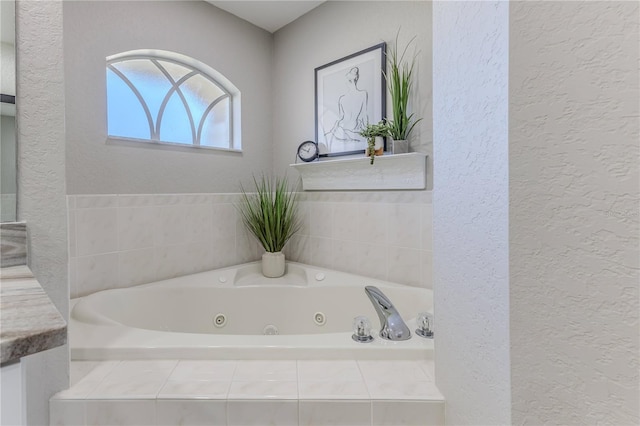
359 120 390 165
237 175 301 253
386 32 422 141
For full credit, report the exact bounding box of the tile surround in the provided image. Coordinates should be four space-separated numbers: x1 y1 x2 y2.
51 359 444 426
68 191 433 297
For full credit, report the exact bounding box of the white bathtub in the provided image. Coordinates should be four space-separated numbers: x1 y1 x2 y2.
70 262 433 360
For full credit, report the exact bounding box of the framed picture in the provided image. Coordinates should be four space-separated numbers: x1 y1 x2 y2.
315 43 386 157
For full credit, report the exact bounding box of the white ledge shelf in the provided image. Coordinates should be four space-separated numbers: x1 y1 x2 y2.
290 152 427 191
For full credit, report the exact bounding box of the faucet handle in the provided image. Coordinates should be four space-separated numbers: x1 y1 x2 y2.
415 312 434 338
352 316 374 343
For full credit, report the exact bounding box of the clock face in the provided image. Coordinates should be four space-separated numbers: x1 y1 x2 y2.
297 141 318 162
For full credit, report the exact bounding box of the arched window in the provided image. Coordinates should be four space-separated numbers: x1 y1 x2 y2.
106 50 241 151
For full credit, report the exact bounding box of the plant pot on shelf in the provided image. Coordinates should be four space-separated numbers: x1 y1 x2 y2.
389 138 409 154
262 251 285 278
365 136 385 157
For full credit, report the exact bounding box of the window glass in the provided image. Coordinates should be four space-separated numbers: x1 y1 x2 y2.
106 51 239 150
106 68 151 140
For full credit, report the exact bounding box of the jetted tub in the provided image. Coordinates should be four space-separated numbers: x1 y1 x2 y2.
70 262 433 360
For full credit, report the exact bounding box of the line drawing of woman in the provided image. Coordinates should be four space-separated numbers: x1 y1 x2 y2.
324 67 369 152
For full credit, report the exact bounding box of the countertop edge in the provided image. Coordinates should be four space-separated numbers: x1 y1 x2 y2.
1 265 68 364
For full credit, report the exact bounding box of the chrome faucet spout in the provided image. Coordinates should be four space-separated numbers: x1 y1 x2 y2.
364 286 411 341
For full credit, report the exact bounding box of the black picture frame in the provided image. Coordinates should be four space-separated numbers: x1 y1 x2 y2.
315 43 386 158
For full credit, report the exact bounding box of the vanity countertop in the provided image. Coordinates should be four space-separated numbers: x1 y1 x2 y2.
1 265 67 363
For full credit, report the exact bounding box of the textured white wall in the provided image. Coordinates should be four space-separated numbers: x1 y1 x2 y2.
63 1 273 194
272 1 432 186
509 2 640 424
432 1 511 424
15 1 69 425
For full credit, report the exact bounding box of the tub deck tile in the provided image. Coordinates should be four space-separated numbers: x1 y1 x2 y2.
52 359 445 425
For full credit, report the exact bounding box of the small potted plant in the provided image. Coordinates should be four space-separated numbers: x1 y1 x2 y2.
237 175 301 278
386 32 422 154
359 120 390 165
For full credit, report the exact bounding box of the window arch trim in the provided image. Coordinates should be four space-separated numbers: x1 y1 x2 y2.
106 49 241 151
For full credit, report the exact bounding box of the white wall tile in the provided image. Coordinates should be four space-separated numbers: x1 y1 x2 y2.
87 372 168 399
69 257 79 298
309 237 333 269
356 243 388 281
388 204 421 249
184 242 215 275
365 381 441 400
185 203 214 243
297 201 311 236
358 361 430 382
232 361 297 382
299 400 371 426
183 194 212 205
169 360 237 382
158 381 230 399
156 400 226 426
76 253 119 296
155 244 190 281
421 203 433 251
388 247 421 287
333 202 359 241
85 400 155 426
75 195 118 209
68 209 77 257
154 194 182 205
211 203 236 240
235 224 261 264
227 380 298 399
284 234 310 264
308 202 334 238
155 204 187 246
212 235 238 269
54 361 120 399
117 206 156 251
357 203 388 245
118 248 157 288
69 193 434 294
297 361 363 382
227 400 298 426
421 250 433 289
372 400 445 426
298 381 370 400
331 239 359 274
50 400 85 426
75 208 118 256
117 195 154 208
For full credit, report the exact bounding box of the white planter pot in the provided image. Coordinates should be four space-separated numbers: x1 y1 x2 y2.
262 251 285 278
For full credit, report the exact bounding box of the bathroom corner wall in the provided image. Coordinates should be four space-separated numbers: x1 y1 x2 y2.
285 191 433 289
67 194 262 298
432 1 511 424
16 1 69 425
509 2 640 424
272 1 432 186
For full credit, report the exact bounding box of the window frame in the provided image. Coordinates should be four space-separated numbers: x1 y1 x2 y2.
105 49 241 152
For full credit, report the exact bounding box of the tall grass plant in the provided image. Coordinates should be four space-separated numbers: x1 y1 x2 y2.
237 175 301 253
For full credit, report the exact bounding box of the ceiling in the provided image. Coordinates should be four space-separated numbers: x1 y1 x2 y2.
206 1 324 33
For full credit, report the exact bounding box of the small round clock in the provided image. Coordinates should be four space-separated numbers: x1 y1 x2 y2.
297 140 319 162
